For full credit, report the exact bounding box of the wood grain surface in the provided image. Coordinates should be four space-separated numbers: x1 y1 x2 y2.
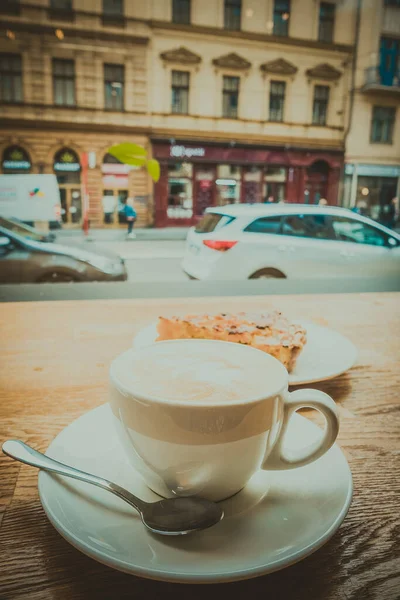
0 293 399 600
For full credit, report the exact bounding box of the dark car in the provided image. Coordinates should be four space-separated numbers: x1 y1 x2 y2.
0 227 127 283
0 216 57 243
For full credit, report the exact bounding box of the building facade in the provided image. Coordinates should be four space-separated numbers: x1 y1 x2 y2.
0 0 153 227
344 0 400 223
0 0 369 228
150 0 355 226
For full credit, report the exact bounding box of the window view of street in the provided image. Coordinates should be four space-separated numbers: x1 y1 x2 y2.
0 0 399 290
2 3 400 596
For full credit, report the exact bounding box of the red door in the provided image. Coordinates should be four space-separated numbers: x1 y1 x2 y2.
193 165 216 218
305 174 328 204
305 161 329 204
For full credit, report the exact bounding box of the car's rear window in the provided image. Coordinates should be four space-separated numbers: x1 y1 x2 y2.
195 213 235 233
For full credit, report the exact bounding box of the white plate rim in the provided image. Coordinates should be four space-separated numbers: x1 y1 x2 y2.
38 407 353 584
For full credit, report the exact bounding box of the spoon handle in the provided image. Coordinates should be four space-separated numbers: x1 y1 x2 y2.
2 440 148 514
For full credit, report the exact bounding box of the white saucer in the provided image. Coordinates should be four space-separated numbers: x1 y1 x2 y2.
38 404 352 584
132 320 357 386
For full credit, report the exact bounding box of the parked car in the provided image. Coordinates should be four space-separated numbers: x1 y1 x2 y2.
0 227 127 283
182 204 400 280
0 216 56 243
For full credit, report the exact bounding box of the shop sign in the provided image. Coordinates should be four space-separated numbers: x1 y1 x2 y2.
170 145 205 159
345 164 400 177
54 149 81 172
101 163 131 175
2 146 31 171
199 180 212 190
102 174 129 188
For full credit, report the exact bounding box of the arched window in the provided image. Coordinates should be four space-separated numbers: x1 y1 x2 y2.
103 152 122 164
308 160 330 176
2 145 31 174
53 148 81 184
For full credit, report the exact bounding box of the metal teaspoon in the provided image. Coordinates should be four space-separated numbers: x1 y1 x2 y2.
2 440 224 536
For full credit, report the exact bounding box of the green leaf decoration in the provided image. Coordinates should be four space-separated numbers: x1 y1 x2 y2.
122 156 147 168
108 143 147 163
107 143 160 182
146 159 160 182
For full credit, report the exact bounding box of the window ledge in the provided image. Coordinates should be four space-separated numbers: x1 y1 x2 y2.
0 100 24 105
2 278 399 303
101 15 126 28
47 8 75 22
54 103 78 109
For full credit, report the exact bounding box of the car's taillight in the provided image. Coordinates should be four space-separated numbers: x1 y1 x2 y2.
203 240 237 252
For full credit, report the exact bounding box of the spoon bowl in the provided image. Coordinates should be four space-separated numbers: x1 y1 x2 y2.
141 496 224 535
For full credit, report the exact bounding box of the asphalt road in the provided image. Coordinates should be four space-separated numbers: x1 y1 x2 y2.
125 255 188 282
103 240 187 282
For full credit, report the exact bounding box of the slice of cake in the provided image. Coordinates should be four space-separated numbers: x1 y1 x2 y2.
156 311 306 372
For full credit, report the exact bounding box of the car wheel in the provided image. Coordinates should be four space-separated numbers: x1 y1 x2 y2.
249 268 286 279
37 272 78 283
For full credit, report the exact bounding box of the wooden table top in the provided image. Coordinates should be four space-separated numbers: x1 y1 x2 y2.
1 293 399 600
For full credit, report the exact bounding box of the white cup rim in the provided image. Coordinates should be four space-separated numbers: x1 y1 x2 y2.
109 339 288 408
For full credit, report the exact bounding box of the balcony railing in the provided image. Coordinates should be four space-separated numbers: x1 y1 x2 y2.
362 66 400 93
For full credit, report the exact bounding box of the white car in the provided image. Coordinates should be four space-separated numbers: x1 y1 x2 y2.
182 204 400 280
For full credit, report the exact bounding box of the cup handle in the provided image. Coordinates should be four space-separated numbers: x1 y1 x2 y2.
262 389 339 470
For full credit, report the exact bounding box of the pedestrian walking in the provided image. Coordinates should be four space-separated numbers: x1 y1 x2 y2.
121 198 137 239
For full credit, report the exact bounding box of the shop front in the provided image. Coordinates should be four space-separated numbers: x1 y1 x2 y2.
344 163 400 224
53 148 82 226
101 153 131 226
152 141 342 227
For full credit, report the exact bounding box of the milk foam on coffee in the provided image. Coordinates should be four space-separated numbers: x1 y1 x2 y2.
113 341 283 403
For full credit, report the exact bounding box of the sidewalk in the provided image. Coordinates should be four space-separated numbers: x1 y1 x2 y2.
56 227 190 242
53 228 186 260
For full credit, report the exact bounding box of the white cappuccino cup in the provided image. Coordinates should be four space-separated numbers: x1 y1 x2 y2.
109 339 339 502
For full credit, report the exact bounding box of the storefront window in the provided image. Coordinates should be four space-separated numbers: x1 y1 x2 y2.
102 153 130 225
53 148 81 224
356 176 397 222
167 162 193 218
216 164 241 205
244 166 261 182
263 166 286 202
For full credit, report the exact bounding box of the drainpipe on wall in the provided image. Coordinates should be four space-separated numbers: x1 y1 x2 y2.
342 0 362 207
350 164 358 208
